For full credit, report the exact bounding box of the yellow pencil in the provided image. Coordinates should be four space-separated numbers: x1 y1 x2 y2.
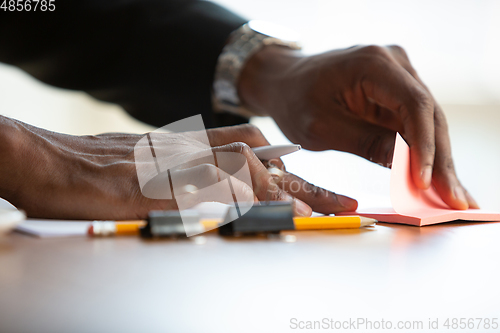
201 216 376 231
292 216 376 230
88 220 146 236
88 216 376 236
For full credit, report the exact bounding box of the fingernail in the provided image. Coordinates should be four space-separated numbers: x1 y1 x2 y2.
453 186 468 208
420 166 432 188
338 196 358 211
294 198 312 217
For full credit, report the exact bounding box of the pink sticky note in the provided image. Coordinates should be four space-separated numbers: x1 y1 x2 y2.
339 133 500 226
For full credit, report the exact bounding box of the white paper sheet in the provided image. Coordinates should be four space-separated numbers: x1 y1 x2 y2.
15 220 92 238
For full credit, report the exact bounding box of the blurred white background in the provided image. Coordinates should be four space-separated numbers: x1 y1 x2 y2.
0 0 498 210
217 0 500 105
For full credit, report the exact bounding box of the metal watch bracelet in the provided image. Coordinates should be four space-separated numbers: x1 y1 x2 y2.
212 21 301 117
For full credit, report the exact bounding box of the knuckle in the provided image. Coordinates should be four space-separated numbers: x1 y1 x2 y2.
232 141 252 155
409 89 434 113
355 45 394 71
199 163 219 179
360 45 389 58
221 141 251 155
238 183 255 202
299 119 328 150
303 182 324 199
434 108 449 130
266 186 287 202
359 132 393 165
423 142 436 156
436 156 455 175
388 44 408 57
298 180 320 198
240 123 263 137
444 157 455 171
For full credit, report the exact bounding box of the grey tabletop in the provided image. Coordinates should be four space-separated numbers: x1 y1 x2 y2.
1 220 499 333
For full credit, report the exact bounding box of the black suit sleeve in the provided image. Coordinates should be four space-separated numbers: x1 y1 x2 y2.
0 0 249 128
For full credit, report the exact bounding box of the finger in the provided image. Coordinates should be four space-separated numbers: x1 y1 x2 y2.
432 112 478 209
362 54 436 189
427 108 470 210
273 171 358 214
211 142 312 216
389 54 480 209
464 188 480 209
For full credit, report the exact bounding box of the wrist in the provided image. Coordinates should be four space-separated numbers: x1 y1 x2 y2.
0 117 24 201
238 45 303 117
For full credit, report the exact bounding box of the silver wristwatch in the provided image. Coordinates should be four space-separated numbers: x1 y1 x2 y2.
213 20 302 117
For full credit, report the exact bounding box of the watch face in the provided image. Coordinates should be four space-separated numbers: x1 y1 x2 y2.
248 20 300 42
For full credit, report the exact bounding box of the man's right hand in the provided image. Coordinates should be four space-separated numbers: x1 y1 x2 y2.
239 44 479 210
